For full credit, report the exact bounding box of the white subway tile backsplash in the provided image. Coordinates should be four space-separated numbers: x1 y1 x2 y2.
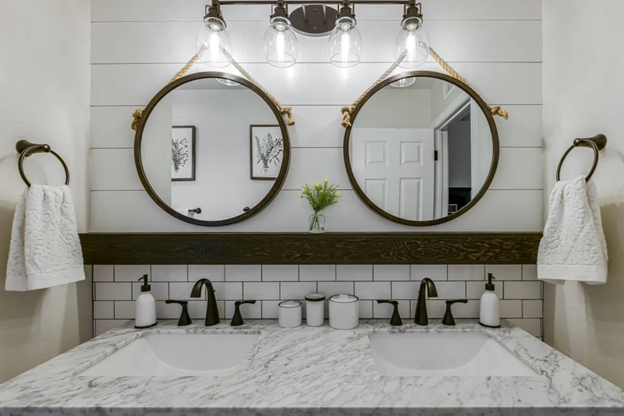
448 265 485 281
522 264 538 280
95 283 132 300
114 301 135 319
354 282 391 300
151 265 187 281
262 301 280 319
300 265 335 281
486 265 522 280
168 282 196 300
189 265 224 282
504 281 541 299
115 265 150 281
94 301 114 319
244 282 280 300
466 281 503 300
500 300 523 318
411 265 447 281
358 300 373 319
431 282 466 300
262 265 298 281
523 300 543 318
92 263 543 338
317 282 354 297
225 301 262 319
373 265 409 281
132 282 169 300
373 300 410 319
337 265 373 281
93 265 114 282
281 282 316 300
225 265 261 281
212 282 243 301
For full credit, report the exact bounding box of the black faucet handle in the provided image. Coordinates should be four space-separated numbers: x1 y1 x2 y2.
442 299 468 326
376 300 402 326
165 299 192 326
231 300 257 326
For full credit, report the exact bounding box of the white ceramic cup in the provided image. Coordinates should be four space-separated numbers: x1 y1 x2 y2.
329 294 359 330
278 300 302 328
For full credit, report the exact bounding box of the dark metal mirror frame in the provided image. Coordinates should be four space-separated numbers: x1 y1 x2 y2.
134 72 291 227
343 71 500 227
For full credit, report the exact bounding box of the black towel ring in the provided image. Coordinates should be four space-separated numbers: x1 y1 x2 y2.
16 140 70 187
556 134 607 182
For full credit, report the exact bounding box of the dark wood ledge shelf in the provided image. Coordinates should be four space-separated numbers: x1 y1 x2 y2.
80 232 542 265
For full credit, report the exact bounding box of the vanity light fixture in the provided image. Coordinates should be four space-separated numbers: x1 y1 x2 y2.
199 0 428 70
264 0 298 68
328 0 362 68
196 0 233 68
394 0 430 68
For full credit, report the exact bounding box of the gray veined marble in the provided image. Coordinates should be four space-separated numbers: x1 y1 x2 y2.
0 320 623 416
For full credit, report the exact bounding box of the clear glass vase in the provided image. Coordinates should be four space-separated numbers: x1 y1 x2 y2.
309 213 326 233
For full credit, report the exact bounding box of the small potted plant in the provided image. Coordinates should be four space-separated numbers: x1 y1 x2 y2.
301 178 341 233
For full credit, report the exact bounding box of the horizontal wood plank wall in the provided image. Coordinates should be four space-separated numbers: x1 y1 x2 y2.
81 233 542 265
89 0 542 233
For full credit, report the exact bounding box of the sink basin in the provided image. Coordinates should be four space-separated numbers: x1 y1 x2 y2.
80 333 259 377
368 332 538 377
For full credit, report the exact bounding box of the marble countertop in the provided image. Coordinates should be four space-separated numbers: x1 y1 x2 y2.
0 319 623 416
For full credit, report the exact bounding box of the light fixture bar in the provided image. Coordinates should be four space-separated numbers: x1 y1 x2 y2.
218 0 413 5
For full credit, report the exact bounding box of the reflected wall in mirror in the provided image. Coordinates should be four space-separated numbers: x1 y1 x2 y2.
135 73 290 226
344 71 499 226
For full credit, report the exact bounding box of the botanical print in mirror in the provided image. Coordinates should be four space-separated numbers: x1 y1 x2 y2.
250 125 283 180
172 126 196 181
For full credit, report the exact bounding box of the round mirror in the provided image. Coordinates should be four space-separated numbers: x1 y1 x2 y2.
344 71 499 226
135 72 290 226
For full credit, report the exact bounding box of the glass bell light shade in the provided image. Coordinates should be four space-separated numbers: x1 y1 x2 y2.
216 78 240 87
390 77 416 88
394 16 430 69
328 16 362 68
264 16 297 68
196 17 233 68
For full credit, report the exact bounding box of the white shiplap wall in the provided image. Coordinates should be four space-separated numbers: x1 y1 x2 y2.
89 0 543 232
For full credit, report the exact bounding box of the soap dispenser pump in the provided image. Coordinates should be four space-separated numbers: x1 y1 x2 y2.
135 274 157 329
479 273 500 328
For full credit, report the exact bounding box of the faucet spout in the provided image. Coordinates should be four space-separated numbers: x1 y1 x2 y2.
190 278 220 326
415 278 438 326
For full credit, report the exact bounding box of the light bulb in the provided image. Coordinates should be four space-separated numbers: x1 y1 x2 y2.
328 16 362 68
196 17 233 68
394 16 429 69
264 16 297 68
390 77 416 88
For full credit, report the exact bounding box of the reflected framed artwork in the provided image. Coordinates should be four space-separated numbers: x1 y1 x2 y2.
172 125 196 182
250 124 283 180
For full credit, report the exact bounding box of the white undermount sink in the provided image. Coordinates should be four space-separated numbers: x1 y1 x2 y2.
80 333 259 377
368 332 538 377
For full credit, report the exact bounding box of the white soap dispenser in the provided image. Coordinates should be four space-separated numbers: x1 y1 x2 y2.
479 273 500 328
135 274 157 329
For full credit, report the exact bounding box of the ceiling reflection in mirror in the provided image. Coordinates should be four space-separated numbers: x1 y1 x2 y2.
138 76 288 225
347 75 497 224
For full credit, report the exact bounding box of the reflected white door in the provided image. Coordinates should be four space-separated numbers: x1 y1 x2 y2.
352 128 435 221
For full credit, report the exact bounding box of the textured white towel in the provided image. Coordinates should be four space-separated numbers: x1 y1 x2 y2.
538 176 608 285
6 185 85 291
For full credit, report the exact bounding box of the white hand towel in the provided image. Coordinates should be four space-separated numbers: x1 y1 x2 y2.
6 185 85 291
538 176 608 285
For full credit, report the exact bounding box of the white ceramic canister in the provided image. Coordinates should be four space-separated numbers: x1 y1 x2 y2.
305 294 325 327
328 294 359 330
278 300 302 328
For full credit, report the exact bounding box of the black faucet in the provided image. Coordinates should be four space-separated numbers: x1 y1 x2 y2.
442 299 468 326
190 279 220 326
376 300 402 326
231 300 256 326
165 300 192 326
414 278 438 326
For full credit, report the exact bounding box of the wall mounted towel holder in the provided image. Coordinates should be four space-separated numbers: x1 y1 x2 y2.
556 134 607 182
16 140 70 187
